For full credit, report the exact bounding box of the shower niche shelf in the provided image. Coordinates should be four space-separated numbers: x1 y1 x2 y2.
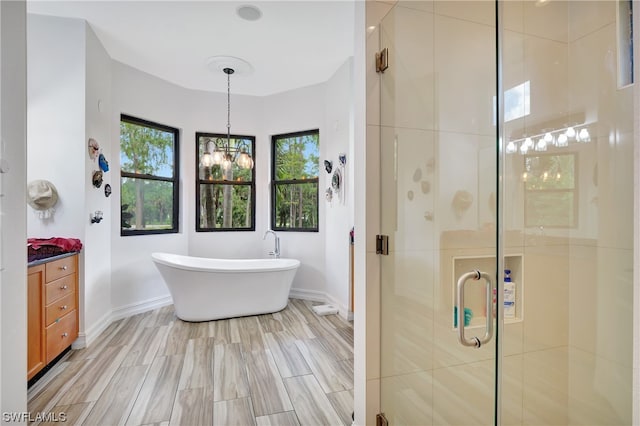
452 254 524 330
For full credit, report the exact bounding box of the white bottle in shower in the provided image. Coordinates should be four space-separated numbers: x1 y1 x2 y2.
503 269 516 320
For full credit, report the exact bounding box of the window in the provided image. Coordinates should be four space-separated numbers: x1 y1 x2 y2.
271 130 319 232
196 132 255 231
120 115 179 235
504 81 530 122
524 153 577 228
493 80 530 124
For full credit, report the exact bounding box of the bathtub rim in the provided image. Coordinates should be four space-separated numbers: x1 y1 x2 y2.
151 252 301 273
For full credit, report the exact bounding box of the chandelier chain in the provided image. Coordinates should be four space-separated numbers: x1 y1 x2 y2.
227 70 231 145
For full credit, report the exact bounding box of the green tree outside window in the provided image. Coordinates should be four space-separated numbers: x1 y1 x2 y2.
196 133 255 231
120 115 179 235
271 130 319 231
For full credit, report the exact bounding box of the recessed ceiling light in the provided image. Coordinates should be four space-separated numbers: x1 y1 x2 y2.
237 5 262 21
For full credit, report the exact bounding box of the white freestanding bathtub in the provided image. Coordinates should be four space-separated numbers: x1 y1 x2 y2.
151 252 301 322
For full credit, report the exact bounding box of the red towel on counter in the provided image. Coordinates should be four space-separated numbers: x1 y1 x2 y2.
28 237 83 252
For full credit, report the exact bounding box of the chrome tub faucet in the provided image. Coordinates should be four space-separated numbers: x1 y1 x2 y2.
263 230 280 258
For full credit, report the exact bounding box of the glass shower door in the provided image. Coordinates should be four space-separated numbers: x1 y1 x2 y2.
499 1 634 424
378 2 499 424
377 1 635 425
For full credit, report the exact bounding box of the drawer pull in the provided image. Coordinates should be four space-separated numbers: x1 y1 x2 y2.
60 285 68 290
60 305 68 310
60 266 68 270
62 332 68 338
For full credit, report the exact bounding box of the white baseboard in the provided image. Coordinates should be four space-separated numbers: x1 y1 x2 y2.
72 309 112 349
289 288 326 302
76 294 173 348
289 288 353 321
110 294 173 322
325 292 352 321
72 336 86 350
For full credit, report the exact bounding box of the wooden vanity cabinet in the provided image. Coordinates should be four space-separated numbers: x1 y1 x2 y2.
27 253 79 380
27 265 46 380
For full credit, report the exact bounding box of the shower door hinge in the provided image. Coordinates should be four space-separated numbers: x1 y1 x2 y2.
376 413 389 426
376 48 389 73
376 235 389 255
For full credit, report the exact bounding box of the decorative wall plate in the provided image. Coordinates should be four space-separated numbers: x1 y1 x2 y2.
332 168 341 191
98 153 109 172
92 170 103 188
88 138 100 160
324 160 333 174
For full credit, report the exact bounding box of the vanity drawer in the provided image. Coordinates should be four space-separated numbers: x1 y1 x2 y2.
45 256 76 282
46 310 77 363
45 292 76 327
45 273 76 305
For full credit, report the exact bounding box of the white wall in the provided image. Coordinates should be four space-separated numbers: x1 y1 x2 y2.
83 23 112 338
110 62 189 312
262 83 327 296
27 14 85 239
1 0 27 415
323 58 354 315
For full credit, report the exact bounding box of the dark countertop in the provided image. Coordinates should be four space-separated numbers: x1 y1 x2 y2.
27 251 78 267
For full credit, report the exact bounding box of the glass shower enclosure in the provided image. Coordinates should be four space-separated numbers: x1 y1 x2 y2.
374 1 634 424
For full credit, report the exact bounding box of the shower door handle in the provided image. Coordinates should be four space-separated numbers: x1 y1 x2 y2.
456 270 494 349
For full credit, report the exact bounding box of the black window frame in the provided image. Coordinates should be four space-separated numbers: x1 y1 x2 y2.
120 114 180 236
271 129 319 232
195 132 256 232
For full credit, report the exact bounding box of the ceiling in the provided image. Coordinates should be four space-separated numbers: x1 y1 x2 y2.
27 1 355 96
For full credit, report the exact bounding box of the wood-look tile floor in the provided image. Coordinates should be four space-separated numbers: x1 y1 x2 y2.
28 299 354 426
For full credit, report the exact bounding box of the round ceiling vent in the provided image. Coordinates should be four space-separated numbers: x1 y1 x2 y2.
206 56 254 76
236 5 262 21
